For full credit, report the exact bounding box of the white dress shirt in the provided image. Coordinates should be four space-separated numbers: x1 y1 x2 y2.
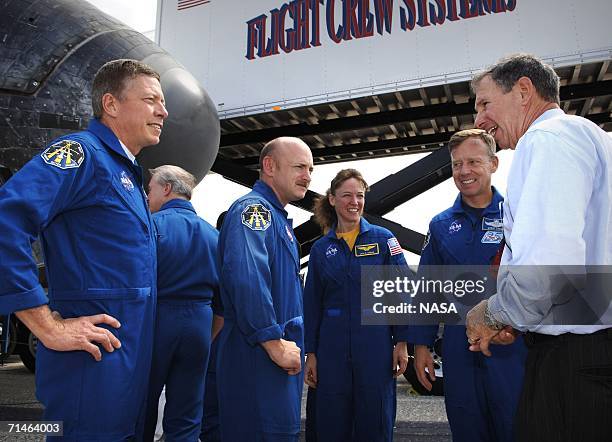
488 108 612 334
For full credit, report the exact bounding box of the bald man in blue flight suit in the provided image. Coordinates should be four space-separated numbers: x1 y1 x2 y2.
0 60 167 440
408 129 526 442
216 137 313 441
142 165 219 441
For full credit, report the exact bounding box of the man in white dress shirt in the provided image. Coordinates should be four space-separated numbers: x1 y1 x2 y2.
465 54 612 442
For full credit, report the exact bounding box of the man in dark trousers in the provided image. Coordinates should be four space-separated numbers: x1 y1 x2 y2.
467 54 612 442
409 129 526 442
143 165 219 441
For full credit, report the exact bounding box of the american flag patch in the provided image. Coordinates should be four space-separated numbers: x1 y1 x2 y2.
177 0 210 11
387 237 402 256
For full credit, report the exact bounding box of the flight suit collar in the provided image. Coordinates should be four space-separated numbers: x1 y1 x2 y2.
359 217 373 234
159 199 196 213
118 140 136 163
484 187 504 217
87 119 151 230
325 216 371 240
87 118 135 163
87 118 147 192
449 186 504 218
252 180 288 216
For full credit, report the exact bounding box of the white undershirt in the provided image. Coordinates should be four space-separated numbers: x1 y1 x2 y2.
119 140 136 164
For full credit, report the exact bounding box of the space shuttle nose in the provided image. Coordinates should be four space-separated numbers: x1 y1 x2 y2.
0 0 219 184
137 53 220 184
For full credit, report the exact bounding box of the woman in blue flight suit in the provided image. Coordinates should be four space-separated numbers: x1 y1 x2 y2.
303 169 409 442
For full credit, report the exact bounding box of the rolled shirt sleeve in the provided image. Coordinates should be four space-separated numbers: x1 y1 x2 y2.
218 199 283 346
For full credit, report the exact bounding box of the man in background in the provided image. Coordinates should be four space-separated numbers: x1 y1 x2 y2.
199 210 227 442
144 165 219 441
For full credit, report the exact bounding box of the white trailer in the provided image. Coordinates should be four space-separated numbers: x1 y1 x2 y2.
157 0 612 119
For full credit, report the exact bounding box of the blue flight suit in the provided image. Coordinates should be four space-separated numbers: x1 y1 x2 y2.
407 188 527 442
0 119 157 441
304 218 409 442
143 199 218 442
216 180 304 441
200 294 223 442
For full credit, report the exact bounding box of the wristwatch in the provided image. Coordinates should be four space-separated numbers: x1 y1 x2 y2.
484 302 505 330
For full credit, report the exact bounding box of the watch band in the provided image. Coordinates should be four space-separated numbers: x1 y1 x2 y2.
484 302 505 330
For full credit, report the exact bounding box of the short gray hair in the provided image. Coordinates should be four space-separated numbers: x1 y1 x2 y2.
92 59 160 119
149 165 196 200
448 129 496 157
471 54 560 105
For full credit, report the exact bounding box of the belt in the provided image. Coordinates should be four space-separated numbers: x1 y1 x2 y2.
524 328 612 345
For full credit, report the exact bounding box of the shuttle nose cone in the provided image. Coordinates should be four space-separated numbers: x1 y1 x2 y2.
137 53 220 184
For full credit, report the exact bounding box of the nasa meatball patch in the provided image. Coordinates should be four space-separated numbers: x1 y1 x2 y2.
120 171 135 192
41 139 84 170
326 244 338 258
242 204 272 231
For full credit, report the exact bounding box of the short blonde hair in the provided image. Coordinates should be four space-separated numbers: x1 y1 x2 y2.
448 129 496 157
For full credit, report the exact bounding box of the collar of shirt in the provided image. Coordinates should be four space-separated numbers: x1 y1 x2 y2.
118 140 136 164
336 226 360 251
449 186 504 218
87 119 136 164
325 216 372 240
159 198 196 213
530 107 565 128
252 180 288 215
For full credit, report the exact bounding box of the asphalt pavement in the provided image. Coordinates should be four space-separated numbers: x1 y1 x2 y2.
0 356 450 441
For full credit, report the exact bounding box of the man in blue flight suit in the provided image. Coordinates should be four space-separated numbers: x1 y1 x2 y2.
216 136 313 441
199 297 224 442
408 129 526 442
199 211 227 442
0 59 167 440
142 165 219 441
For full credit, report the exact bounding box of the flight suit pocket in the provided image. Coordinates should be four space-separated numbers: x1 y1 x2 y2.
50 287 151 301
326 308 342 317
110 177 149 231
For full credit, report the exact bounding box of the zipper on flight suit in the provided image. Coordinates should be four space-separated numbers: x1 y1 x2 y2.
338 230 363 365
